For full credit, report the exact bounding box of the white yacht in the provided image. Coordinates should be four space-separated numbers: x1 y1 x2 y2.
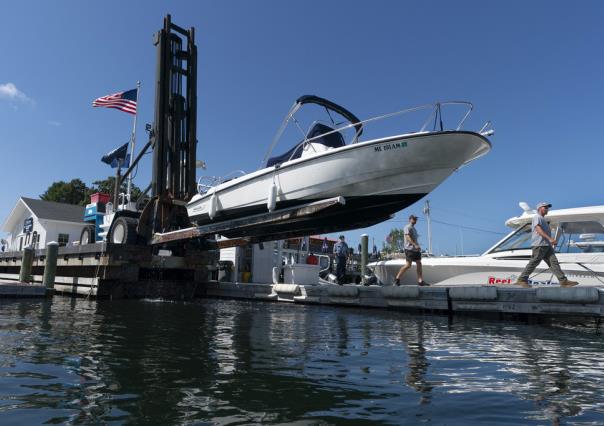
187 95 492 235
369 203 604 287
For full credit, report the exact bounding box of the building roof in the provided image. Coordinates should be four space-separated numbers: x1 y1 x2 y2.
21 197 85 223
2 197 85 232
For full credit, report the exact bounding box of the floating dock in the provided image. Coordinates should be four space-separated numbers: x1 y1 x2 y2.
204 282 604 320
2 244 603 323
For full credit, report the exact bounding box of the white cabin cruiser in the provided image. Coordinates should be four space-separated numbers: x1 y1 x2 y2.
370 203 604 287
187 96 492 237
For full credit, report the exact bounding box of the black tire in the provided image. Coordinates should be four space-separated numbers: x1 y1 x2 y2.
80 225 96 245
108 216 139 245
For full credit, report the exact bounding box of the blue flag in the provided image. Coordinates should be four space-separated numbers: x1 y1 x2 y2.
110 154 130 169
101 143 130 169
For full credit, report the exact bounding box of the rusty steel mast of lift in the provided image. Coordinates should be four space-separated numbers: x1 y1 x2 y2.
118 15 198 243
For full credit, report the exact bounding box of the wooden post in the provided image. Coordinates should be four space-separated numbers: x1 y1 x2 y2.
19 245 34 283
42 241 59 291
360 234 368 285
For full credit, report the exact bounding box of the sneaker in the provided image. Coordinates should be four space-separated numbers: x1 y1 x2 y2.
418 281 430 287
560 279 579 288
394 278 400 286
515 279 531 288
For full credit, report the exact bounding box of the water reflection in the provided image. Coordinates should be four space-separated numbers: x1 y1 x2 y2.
0 298 603 424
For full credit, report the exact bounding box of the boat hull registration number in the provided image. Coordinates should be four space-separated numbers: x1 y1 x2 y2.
374 141 407 153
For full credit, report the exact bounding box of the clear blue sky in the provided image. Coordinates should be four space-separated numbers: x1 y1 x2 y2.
1 1 603 254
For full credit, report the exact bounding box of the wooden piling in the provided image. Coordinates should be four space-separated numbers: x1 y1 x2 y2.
42 241 58 293
360 234 368 285
19 246 34 283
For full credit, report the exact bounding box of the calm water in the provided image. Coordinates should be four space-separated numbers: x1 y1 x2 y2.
0 298 603 425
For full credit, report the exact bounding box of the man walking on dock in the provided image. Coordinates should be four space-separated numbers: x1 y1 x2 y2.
395 215 427 286
516 202 578 288
333 235 349 285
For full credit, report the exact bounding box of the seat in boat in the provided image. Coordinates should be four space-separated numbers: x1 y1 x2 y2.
266 123 345 167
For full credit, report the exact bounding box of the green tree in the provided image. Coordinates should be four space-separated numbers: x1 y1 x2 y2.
382 227 406 254
40 177 145 206
40 179 90 206
90 176 144 204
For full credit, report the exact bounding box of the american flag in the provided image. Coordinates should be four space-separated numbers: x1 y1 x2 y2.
92 88 137 115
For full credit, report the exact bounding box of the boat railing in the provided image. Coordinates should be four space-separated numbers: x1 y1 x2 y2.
197 170 247 194
311 101 474 147
268 100 487 166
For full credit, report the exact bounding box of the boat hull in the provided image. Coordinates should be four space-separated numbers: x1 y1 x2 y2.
187 131 490 234
369 254 604 287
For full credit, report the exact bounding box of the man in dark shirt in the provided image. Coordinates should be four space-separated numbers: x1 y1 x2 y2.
333 235 349 285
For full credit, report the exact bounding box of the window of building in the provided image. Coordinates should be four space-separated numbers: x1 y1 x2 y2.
58 233 69 247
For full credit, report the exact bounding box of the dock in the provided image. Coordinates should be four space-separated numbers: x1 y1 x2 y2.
204 282 604 321
2 243 603 324
0 243 218 299
0 280 47 297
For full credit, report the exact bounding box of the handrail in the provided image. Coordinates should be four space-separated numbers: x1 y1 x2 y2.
273 101 475 165
196 170 247 194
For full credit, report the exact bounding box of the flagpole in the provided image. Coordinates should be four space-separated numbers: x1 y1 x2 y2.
126 81 140 206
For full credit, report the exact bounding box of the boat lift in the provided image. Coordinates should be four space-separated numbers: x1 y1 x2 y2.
92 15 391 250
151 196 392 248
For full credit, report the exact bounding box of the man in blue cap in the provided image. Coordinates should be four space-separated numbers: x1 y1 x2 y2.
516 202 578 288
333 235 349 285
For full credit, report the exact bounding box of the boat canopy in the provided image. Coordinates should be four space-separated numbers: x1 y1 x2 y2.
266 123 345 167
296 95 363 137
265 95 362 168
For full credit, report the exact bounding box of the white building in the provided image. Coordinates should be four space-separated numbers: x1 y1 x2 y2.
1 197 86 252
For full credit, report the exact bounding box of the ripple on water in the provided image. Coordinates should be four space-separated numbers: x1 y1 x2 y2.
0 298 603 424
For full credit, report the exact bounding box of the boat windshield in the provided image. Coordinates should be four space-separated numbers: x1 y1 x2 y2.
489 220 604 254
266 123 346 167
490 224 533 253
557 221 604 253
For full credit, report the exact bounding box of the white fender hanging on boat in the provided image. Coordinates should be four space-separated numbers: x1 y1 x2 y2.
267 182 277 212
209 191 218 219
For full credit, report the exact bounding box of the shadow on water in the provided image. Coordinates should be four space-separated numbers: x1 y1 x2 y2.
0 297 603 425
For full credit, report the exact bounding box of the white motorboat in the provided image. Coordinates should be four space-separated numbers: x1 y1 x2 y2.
369 203 604 287
187 96 492 236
